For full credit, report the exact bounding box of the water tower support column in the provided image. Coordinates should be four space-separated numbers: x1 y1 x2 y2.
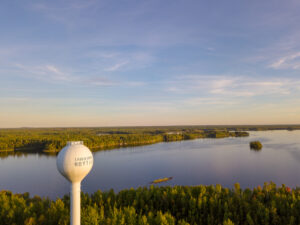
71 182 81 225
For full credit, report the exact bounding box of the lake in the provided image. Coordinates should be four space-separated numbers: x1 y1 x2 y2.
1 130 300 199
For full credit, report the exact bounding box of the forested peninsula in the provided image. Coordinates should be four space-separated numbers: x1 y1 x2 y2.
0 125 299 153
1 183 299 225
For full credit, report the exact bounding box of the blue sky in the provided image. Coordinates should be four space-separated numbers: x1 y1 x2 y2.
1 0 300 127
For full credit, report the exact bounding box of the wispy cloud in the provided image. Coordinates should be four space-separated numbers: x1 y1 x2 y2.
105 61 129 71
84 77 117 86
30 0 99 28
0 97 30 102
166 75 300 97
183 97 239 106
10 63 146 87
28 0 205 47
81 49 155 72
126 81 146 87
14 64 76 82
269 52 300 70
32 0 97 11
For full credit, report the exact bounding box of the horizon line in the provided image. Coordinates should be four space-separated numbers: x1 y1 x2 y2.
1 123 300 129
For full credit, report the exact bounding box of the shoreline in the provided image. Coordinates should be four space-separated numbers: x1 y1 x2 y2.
1 127 299 154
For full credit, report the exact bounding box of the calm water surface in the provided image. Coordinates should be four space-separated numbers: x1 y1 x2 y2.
1 130 300 199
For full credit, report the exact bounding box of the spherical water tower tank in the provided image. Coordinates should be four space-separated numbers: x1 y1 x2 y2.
57 141 93 225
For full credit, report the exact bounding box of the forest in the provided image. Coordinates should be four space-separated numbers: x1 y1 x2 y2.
0 126 255 153
1 124 298 153
1 182 299 225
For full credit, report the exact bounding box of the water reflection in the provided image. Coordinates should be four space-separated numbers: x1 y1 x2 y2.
0 130 300 199
0 151 56 159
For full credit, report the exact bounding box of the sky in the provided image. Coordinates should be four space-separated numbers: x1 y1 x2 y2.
1 0 300 127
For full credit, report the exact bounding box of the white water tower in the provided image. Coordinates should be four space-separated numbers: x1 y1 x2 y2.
57 141 93 225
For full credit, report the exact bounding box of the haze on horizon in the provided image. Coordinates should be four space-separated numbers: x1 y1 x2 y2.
1 0 300 128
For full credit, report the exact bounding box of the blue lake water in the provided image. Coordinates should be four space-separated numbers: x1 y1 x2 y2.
1 130 300 199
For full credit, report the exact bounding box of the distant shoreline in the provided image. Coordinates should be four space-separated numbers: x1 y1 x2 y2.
1 124 300 130
0 126 299 155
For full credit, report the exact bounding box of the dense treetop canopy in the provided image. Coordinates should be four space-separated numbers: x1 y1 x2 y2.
1 183 299 225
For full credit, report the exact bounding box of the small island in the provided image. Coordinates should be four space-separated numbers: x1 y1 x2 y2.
250 141 263 150
150 177 173 184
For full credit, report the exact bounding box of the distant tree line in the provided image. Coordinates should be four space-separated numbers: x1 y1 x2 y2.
1 124 299 153
0 127 251 153
0 182 299 225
